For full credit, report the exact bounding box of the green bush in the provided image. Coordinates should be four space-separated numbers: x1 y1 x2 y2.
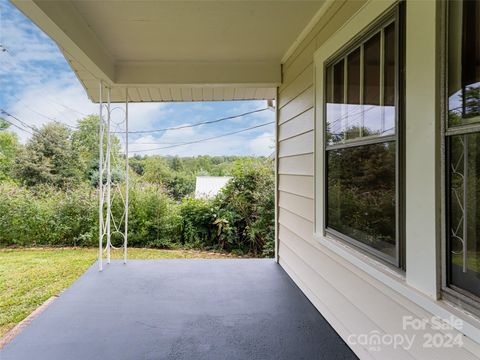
51 185 98 246
179 197 215 248
0 158 274 257
124 184 182 248
213 159 275 256
0 184 96 246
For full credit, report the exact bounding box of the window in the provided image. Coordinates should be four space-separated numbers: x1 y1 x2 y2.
324 11 401 266
446 0 480 302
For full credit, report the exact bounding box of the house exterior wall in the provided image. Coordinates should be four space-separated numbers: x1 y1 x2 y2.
277 0 480 358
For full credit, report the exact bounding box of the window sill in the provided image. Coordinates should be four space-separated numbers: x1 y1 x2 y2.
313 231 480 344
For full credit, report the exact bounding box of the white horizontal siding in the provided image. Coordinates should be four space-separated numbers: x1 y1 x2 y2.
278 86 313 125
278 207 313 242
278 154 313 176
276 0 480 358
278 63 313 108
278 174 314 199
278 131 313 158
278 108 314 141
278 191 314 222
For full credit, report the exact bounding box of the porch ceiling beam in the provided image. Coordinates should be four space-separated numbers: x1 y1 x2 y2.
12 0 115 83
114 61 281 87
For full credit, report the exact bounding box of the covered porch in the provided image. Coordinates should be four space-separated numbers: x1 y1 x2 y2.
1 259 355 359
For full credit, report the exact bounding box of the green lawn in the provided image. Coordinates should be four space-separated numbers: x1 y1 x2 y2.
0 247 232 338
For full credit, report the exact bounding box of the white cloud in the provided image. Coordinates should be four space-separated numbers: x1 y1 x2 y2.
6 76 172 143
1 0 276 156
7 77 97 142
248 132 275 156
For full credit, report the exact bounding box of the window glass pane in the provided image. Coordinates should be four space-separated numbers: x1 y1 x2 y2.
326 66 333 103
448 133 480 298
333 59 344 103
448 0 480 127
384 23 396 135
326 60 345 144
364 33 381 106
346 48 362 140
327 142 396 259
363 32 384 137
326 22 398 146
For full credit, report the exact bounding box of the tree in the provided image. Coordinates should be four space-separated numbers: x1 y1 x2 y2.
71 115 122 184
14 122 82 187
0 118 20 181
129 155 146 176
143 156 171 184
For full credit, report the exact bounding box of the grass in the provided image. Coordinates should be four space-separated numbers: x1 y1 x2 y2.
0 247 233 338
452 251 480 271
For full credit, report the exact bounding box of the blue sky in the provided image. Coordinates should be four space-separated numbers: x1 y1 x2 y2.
0 0 275 156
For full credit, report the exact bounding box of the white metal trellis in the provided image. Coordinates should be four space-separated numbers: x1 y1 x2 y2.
98 83 129 271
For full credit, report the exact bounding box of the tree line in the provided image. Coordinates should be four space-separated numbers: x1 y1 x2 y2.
0 115 274 257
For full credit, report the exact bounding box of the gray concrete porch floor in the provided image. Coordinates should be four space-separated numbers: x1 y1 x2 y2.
1 259 356 360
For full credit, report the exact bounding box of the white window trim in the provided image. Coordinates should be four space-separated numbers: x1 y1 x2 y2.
313 0 480 344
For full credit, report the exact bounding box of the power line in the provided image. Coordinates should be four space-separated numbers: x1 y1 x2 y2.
8 97 78 129
135 134 274 146
43 97 88 117
116 108 270 134
129 121 275 153
0 109 38 133
1 109 77 138
1 110 81 153
0 114 34 135
2 50 88 118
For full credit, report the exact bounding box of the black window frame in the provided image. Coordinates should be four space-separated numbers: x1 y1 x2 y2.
443 0 480 315
323 5 405 269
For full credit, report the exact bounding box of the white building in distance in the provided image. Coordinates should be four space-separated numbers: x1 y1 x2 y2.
194 176 232 199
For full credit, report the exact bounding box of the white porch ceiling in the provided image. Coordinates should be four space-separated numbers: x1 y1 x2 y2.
12 0 327 103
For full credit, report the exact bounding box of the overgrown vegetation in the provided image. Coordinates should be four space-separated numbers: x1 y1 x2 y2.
0 116 274 256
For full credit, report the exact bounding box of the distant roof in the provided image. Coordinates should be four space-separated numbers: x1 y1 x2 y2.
195 176 232 199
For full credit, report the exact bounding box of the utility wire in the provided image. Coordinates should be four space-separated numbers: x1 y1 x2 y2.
8 97 78 129
2 50 88 118
136 134 274 146
115 108 270 134
129 121 275 153
0 114 34 135
1 109 76 140
1 110 85 153
0 109 39 132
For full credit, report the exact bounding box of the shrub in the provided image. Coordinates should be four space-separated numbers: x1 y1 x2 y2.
213 159 275 256
179 197 215 248
0 158 274 257
0 184 96 246
122 184 182 248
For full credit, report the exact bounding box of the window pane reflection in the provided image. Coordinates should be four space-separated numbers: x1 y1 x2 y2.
327 142 396 258
383 23 396 136
325 24 397 146
346 48 361 140
448 133 480 298
448 0 480 127
326 60 345 144
363 33 384 137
